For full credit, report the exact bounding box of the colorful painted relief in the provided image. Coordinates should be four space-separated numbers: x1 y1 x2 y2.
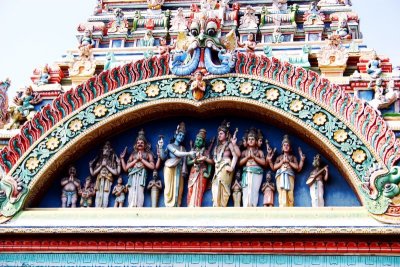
0 50 399 224
0 0 400 227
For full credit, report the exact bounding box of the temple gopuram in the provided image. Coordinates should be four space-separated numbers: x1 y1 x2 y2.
1 0 400 266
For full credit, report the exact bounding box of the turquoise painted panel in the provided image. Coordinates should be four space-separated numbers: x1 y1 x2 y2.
0 254 399 267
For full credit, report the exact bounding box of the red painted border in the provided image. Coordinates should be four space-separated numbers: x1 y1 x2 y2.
1 237 400 254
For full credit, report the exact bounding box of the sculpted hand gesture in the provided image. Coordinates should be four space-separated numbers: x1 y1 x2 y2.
198 155 207 162
157 137 164 149
231 135 237 145
120 147 127 158
89 159 96 167
266 145 276 162
283 154 289 163
248 149 254 159
298 147 305 161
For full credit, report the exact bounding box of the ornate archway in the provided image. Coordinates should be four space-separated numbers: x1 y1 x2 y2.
0 54 399 223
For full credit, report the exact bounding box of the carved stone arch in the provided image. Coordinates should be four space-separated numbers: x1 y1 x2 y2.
0 54 399 224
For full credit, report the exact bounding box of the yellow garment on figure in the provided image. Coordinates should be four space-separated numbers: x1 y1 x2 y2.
191 80 205 101
276 175 294 207
212 158 233 207
164 158 184 207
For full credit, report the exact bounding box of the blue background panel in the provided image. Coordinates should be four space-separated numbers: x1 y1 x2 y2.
38 116 360 208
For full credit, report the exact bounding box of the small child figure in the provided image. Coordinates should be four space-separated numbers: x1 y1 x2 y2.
190 70 206 101
79 176 95 208
147 170 163 208
112 177 127 208
231 171 242 207
261 171 275 207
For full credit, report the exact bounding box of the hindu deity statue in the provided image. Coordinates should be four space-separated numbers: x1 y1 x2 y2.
141 30 155 47
272 0 288 12
190 71 206 101
306 154 329 207
170 8 188 32
120 129 155 208
367 52 382 79
304 1 325 27
108 8 128 33
335 16 351 40
79 29 96 61
16 86 40 118
257 129 264 149
239 128 266 207
112 177 127 208
159 122 196 207
266 135 305 207
239 6 259 30
187 129 213 207
217 0 229 25
231 171 242 207
5 86 42 130
147 170 162 207
90 141 121 208
272 26 284 43
237 33 256 53
211 121 239 207
239 130 248 152
35 66 50 86
147 0 164 10
370 78 385 100
79 177 95 208
368 79 399 113
60 166 80 208
158 37 174 56
261 171 275 207
170 4 237 76
0 78 10 128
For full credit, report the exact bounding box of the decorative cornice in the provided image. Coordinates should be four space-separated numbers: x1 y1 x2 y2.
3 207 395 234
1 236 400 254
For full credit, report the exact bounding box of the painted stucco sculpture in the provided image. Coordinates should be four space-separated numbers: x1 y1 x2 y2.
212 121 239 207
120 129 155 208
0 34 399 223
187 128 213 207
306 154 329 207
239 128 265 207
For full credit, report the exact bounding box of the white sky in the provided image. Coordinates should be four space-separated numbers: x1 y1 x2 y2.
0 0 398 95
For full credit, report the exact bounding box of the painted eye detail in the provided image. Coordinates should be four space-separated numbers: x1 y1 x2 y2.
206 21 217 36
190 22 200 36
191 28 199 36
